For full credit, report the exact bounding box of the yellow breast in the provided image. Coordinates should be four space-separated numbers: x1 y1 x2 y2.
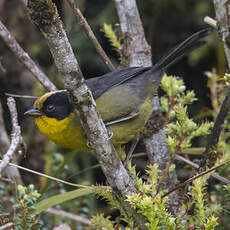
35 112 88 150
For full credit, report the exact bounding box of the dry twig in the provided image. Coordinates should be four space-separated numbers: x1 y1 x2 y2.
162 159 230 198
66 0 115 72
0 103 22 184
204 16 217 28
0 222 14 230
0 98 23 176
47 208 92 226
5 93 38 99
0 160 89 188
0 20 57 91
53 223 72 230
176 154 230 184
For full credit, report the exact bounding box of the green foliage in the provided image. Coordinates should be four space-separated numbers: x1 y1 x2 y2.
3 0 229 229
205 216 219 230
175 175 219 229
92 185 117 206
192 175 209 225
89 74 220 229
91 213 114 230
126 164 176 230
14 185 43 230
125 164 219 229
161 75 186 97
101 23 121 57
35 187 93 214
161 74 213 153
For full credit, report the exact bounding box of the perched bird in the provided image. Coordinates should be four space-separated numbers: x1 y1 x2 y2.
25 29 210 151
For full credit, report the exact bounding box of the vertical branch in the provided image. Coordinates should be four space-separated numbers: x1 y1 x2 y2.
200 2 230 169
0 98 24 179
213 0 230 66
27 0 147 228
114 0 179 214
114 0 151 67
0 102 23 184
113 0 168 168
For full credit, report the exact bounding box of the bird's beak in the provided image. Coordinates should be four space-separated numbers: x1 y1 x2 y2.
24 108 42 117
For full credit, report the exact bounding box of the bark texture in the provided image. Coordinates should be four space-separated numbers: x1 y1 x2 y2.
114 0 180 214
27 0 148 228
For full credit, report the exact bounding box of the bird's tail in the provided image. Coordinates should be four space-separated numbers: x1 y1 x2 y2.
152 28 211 72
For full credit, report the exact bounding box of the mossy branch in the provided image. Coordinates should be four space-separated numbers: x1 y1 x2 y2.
27 0 148 228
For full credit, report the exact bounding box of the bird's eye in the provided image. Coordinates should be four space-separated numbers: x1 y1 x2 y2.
46 104 55 112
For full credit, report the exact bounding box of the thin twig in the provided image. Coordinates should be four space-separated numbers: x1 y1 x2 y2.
175 154 230 184
157 133 186 191
162 159 230 198
0 223 14 230
0 20 57 91
47 208 92 226
66 0 116 72
53 223 72 230
0 97 23 174
0 160 90 189
5 93 38 99
200 87 230 170
67 164 100 179
123 136 139 167
204 16 217 28
0 103 23 184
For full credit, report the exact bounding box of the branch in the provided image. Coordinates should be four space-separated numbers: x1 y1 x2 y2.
176 154 230 184
113 0 170 174
0 97 23 175
162 159 230 198
27 0 147 228
143 97 169 168
0 20 57 91
114 0 151 67
47 208 92 226
0 223 14 230
204 16 217 28
66 0 116 72
0 160 89 188
0 102 23 184
114 0 180 214
53 223 72 230
5 93 38 99
200 87 230 169
199 2 230 170
213 0 230 65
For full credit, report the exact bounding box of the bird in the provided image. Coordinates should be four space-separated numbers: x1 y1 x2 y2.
25 29 211 151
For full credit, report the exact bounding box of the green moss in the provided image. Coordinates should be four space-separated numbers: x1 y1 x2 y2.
27 0 57 26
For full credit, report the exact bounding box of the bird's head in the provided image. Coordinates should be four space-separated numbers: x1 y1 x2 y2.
24 90 74 139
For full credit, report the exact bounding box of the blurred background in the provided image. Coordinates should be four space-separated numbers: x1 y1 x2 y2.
0 0 228 229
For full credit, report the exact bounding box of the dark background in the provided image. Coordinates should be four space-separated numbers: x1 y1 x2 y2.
0 0 227 229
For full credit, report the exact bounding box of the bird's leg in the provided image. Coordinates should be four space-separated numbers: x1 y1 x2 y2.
123 136 140 167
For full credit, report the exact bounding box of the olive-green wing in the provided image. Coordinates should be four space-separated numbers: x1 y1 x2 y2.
95 84 145 126
86 67 152 126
